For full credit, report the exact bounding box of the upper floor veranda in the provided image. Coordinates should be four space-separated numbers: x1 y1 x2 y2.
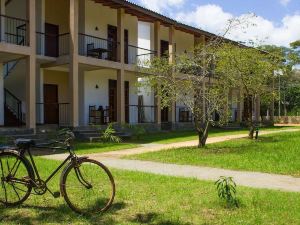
0 0 212 69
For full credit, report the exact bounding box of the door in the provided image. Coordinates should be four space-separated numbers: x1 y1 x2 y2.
44 84 59 124
45 23 59 57
107 25 118 61
161 107 169 122
109 80 117 122
160 40 169 58
125 81 129 123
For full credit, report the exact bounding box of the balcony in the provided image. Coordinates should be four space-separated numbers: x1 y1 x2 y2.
79 33 119 62
127 45 156 66
0 15 29 46
36 32 70 57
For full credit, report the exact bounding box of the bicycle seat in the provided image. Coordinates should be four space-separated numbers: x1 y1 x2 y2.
15 139 36 149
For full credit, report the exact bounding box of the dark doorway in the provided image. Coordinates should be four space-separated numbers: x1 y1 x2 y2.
44 84 59 124
160 40 169 58
124 29 129 64
161 107 169 123
125 81 129 123
45 23 59 57
107 25 118 61
109 79 117 122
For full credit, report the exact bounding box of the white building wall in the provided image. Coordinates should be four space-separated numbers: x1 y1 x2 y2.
83 69 138 125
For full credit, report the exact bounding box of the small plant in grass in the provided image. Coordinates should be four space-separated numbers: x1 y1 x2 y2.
100 123 122 143
215 176 239 208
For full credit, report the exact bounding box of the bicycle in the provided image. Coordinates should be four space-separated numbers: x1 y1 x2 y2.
0 130 115 215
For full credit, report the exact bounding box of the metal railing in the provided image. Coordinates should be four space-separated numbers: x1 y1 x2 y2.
36 103 70 126
0 15 28 46
4 59 20 79
128 105 157 124
36 32 70 56
176 107 193 123
79 33 119 62
127 45 156 66
4 88 23 126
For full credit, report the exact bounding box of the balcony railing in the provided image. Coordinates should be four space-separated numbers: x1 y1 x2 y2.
36 103 70 126
128 105 157 124
176 107 193 123
36 32 69 57
79 33 119 62
127 45 156 66
0 15 29 46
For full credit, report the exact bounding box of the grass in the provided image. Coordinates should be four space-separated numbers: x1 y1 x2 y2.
127 131 300 176
1 158 300 225
73 142 139 155
132 126 297 144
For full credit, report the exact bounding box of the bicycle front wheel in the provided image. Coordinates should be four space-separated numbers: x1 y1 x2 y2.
60 158 115 214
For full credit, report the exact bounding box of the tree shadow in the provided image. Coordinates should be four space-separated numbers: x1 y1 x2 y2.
0 201 126 225
130 212 192 225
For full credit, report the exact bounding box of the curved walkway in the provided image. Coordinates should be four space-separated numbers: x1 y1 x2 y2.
44 128 300 193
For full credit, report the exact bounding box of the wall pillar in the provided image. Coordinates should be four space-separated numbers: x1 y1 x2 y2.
26 0 36 129
116 8 125 124
0 64 4 126
69 0 79 127
78 68 85 126
154 21 161 125
0 0 5 42
255 96 261 122
168 25 176 125
237 88 243 123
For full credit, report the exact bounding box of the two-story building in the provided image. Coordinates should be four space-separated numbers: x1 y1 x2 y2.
0 0 262 131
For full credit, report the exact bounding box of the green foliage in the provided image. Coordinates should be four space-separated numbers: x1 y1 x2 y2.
215 176 239 208
100 123 122 143
123 124 146 140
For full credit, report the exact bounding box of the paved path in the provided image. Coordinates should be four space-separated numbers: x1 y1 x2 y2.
43 128 300 192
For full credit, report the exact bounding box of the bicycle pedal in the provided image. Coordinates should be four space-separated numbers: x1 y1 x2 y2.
53 192 61 198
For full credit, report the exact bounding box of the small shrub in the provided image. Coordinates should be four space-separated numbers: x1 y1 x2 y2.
215 176 239 208
126 124 146 140
100 123 122 143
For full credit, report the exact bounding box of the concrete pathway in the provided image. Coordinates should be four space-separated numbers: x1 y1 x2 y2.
43 128 300 192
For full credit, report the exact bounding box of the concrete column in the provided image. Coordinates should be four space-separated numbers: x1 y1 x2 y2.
0 0 5 42
78 68 85 126
117 8 125 124
168 25 176 125
26 0 36 129
0 64 4 126
154 21 161 124
237 88 243 123
255 96 261 122
69 0 79 127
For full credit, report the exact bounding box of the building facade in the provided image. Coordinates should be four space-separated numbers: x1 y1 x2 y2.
0 0 260 130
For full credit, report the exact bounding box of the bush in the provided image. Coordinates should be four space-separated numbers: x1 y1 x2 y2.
100 123 122 143
215 176 239 208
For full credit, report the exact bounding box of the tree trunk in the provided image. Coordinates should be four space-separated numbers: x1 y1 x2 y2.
247 97 254 139
197 120 210 148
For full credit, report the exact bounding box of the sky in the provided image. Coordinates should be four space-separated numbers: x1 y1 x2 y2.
130 0 300 47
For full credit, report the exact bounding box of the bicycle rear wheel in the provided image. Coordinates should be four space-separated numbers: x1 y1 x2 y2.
0 151 33 206
60 158 115 214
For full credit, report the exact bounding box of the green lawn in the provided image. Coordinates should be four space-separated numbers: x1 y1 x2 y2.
132 126 297 144
127 131 300 176
74 142 139 155
1 158 300 225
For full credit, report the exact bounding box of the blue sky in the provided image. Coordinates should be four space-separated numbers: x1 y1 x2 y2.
130 0 300 46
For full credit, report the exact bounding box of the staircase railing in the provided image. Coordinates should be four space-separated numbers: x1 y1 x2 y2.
4 88 23 125
3 59 20 79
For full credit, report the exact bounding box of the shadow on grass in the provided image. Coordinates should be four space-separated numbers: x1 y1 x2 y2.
130 212 192 225
0 202 126 225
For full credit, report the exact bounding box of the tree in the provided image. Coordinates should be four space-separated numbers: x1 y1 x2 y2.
215 43 279 138
138 40 231 148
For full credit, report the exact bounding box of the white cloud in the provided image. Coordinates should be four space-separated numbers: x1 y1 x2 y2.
280 0 291 6
176 4 300 47
138 0 185 13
